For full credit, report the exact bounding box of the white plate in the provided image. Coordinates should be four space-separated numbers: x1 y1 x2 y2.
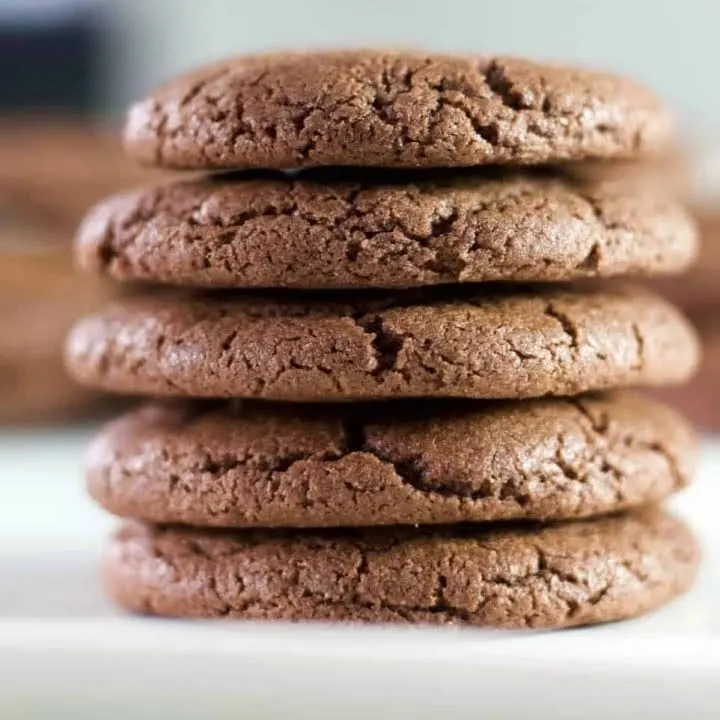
0 428 719 719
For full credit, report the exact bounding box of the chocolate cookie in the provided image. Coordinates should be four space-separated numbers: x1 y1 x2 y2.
124 51 673 170
65 286 700 401
86 392 696 528
76 169 697 290
103 508 698 628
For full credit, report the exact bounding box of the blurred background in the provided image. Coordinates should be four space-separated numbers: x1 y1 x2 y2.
0 0 718 428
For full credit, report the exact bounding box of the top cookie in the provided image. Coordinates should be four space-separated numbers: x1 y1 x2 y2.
124 51 673 170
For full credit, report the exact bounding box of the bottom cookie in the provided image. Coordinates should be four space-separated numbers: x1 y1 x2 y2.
104 508 698 629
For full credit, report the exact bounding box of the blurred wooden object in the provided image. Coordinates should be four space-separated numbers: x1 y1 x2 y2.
0 119 159 425
647 209 720 431
557 151 690 198
0 117 164 227
0 238 110 424
651 309 720 432
650 210 720 311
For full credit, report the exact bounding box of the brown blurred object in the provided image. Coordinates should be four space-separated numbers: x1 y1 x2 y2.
646 209 720 431
0 245 109 424
0 118 162 425
0 117 164 227
556 151 691 198
650 310 720 432
650 210 720 311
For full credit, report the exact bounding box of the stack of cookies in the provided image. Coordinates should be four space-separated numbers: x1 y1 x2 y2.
66 51 701 629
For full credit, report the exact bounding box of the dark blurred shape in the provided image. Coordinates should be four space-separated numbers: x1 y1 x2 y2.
0 1 106 113
0 18 98 111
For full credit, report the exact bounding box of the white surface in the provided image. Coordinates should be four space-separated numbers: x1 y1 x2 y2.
0 428 719 718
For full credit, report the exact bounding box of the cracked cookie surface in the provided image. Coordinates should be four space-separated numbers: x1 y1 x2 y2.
123 51 673 170
76 169 697 289
103 508 699 628
64 286 700 401
86 392 696 527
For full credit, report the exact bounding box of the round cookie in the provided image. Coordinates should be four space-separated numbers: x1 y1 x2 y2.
76 169 697 290
87 392 696 528
103 508 699 628
65 286 700 402
124 51 673 170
